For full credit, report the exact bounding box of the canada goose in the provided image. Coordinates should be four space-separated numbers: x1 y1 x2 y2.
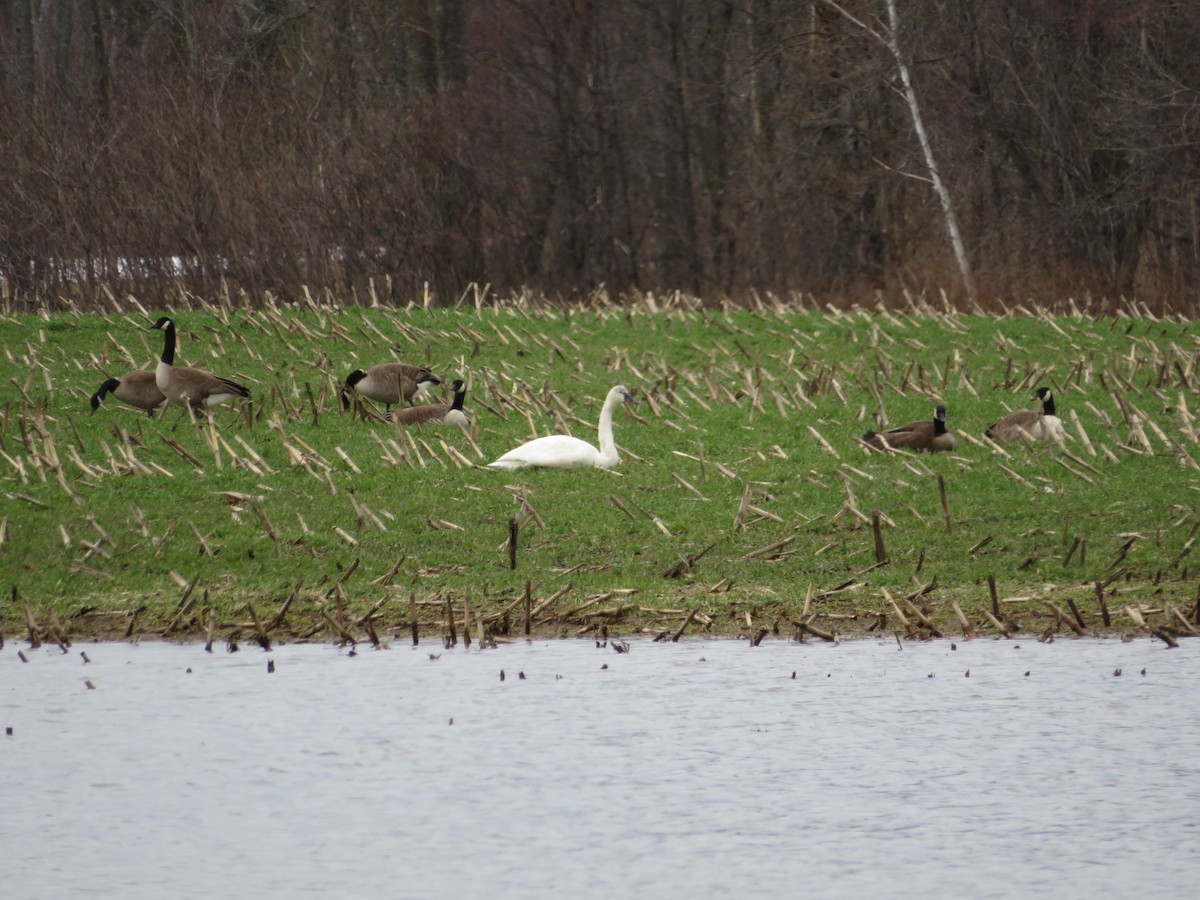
90 371 167 417
390 379 468 427
862 405 957 452
150 316 251 410
985 387 1066 443
488 385 636 470
341 363 440 411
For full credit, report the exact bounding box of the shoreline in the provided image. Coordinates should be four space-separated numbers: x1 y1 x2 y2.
8 606 1185 650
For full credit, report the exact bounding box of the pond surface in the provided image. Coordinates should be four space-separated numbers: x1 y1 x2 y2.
3 636 1199 898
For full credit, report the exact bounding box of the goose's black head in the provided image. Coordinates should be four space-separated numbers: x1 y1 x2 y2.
89 377 120 414
933 405 949 434
151 316 177 364
1032 387 1056 415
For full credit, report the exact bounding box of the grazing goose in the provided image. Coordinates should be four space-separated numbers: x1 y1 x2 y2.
341 363 440 411
390 379 468 428
90 371 167 417
488 385 636 470
862 405 957 452
150 316 251 410
985 387 1066 443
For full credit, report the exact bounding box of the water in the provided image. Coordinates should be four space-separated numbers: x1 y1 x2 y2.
3 636 1199 898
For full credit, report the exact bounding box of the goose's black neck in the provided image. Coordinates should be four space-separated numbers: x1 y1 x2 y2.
1041 395 1056 416
91 378 120 412
158 320 176 365
933 407 948 436
450 387 466 411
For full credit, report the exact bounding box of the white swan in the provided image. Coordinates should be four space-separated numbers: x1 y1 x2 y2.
487 385 636 470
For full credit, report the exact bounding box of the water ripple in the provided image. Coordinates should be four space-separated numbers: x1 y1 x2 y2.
2 636 1198 898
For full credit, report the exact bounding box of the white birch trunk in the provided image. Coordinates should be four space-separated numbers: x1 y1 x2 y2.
883 0 974 298
821 0 975 299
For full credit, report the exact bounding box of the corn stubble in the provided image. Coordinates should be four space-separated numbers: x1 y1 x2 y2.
1 291 1198 648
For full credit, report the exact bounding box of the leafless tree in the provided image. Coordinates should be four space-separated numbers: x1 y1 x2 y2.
1 0 1198 311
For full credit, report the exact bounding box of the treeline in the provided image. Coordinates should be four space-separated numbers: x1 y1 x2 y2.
1 0 1198 311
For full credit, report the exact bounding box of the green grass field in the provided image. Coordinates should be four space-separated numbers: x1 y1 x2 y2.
2 295 1198 646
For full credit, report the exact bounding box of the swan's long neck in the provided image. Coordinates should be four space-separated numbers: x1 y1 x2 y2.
596 391 620 465
159 321 176 366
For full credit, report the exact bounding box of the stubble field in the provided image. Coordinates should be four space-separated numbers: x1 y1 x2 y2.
2 293 1197 648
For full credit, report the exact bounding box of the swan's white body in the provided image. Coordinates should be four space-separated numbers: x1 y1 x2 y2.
488 385 635 470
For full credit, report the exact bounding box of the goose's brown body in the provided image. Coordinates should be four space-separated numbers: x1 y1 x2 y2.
862 405 957 452
151 317 250 410
390 380 468 427
985 387 1065 443
90 371 167 416
343 364 440 410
